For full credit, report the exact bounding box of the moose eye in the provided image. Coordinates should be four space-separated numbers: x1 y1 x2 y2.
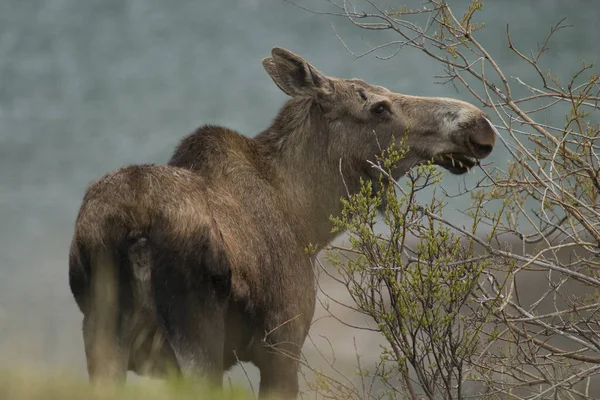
371 102 389 116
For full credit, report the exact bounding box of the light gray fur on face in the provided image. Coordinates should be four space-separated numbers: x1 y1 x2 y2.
438 99 486 138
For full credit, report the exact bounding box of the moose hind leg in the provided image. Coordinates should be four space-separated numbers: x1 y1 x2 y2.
82 312 130 385
81 249 134 385
153 272 228 386
151 232 232 387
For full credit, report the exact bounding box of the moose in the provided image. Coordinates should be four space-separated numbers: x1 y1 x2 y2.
68 47 496 399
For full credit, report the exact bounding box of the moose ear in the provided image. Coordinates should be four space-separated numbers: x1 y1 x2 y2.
263 47 333 97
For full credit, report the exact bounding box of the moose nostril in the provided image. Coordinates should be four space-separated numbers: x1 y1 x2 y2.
469 136 493 158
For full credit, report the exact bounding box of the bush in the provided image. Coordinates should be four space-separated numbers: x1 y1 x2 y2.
301 1 600 399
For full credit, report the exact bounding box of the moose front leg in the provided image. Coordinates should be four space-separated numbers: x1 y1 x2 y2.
254 317 308 400
257 350 301 400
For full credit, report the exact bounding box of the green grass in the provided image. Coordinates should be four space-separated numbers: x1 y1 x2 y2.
0 369 256 400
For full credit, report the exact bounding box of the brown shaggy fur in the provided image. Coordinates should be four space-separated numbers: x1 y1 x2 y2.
69 48 496 399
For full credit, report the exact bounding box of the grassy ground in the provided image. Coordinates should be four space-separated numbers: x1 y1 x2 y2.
0 369 256 400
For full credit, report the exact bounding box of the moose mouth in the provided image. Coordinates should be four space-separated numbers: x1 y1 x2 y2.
434 153 479 175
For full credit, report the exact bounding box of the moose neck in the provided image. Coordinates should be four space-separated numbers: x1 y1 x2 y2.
255 98 368 250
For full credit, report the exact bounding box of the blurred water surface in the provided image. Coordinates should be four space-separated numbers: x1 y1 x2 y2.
0 0 598 386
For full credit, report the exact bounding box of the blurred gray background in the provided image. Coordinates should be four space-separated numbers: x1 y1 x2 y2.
0 0 598 392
